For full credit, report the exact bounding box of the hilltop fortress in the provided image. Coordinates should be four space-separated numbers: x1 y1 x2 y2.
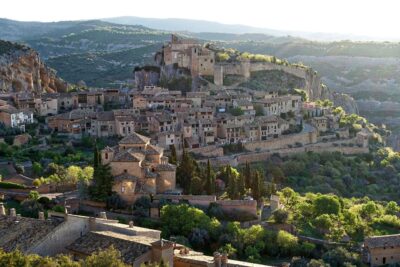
158 34 328 101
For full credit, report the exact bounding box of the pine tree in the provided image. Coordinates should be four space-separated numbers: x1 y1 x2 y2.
169 144 177 165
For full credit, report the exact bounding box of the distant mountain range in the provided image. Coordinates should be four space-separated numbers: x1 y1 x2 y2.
103 16 399 42
0 17 399 100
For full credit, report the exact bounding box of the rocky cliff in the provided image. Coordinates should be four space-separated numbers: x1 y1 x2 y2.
0 40 67 93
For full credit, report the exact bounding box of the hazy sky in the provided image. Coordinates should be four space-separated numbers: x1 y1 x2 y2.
1 0 399 39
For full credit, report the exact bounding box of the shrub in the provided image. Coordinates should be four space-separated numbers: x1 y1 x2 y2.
273 209 289 224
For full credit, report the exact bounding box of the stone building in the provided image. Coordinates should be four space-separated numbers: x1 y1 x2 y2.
0 104 34 131
0 206 271 267
100 132 177 204
163 35 215 77
363 234 400 266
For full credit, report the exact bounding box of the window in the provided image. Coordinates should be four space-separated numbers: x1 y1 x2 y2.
105 153 108 159
124 169 127 173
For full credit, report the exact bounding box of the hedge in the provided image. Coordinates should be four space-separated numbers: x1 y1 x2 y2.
0 182 26 189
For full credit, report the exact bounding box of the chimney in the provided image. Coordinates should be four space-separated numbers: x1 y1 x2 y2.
221 252 228 267
213 252 221 267
129 221 134 228
10 208 16 217
0 203 5 216
99 212 107 219
38 211 45 220
89 217 97 231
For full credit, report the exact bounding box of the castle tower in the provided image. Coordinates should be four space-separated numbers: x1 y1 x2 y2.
214 65 224 86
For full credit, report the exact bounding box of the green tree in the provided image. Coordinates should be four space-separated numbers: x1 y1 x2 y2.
276 230 298 256
90 163 114 201
32 162 43 176
81 246 129 267
191 176 204 195
177 146 195 194
28 190 40 201
251 171 264 201
160 204 218 237
313 195 341 216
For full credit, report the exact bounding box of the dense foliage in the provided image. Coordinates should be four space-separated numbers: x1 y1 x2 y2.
258 150 400 201
0 247 129 267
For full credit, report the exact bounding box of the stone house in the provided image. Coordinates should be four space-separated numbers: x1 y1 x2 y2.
363 234 400 266
47 110 95 135
233 100 255 116
0 207 271 267
0 104 34 131
90 111 116 137
58 93 78 111
311 116 328 133
253 95 301 117
100 132 176 204
35 97 58 116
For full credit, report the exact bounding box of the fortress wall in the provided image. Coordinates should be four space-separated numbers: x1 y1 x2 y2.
243 130 317 152
236 144 368 165
213 61 323 100
189 145 224 157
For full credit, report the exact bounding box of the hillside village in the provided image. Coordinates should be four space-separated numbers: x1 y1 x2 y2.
0 34 399 267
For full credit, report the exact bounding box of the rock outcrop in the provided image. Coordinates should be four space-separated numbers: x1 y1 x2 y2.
331 92 359 114
0 40 67 93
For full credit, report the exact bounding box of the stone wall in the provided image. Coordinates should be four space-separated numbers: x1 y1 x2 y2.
216 199 258 218
213 60 327 101
236 144 368 165
29 213 91 256
188 145 224 158
243 130 317 152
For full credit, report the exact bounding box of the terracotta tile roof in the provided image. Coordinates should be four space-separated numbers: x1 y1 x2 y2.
119 132 150 145
96 111 115 121
0 215 62 252
154 164 176 172
113 151 145 162
365 234 400 249
66 231 154 264
145 144 163 155
114 173 140 182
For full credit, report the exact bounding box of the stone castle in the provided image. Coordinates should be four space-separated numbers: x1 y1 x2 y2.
160 35 327 101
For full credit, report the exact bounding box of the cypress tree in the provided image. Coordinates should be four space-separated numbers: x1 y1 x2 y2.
177 146 194 194
244 161 252 189
238 173 246 198
169 144 177 165
205 159 215 195
251 171 262 201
